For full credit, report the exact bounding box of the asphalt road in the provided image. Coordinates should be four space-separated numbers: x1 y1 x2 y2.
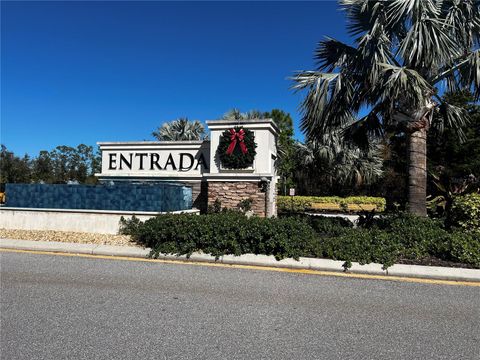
1 251 479 360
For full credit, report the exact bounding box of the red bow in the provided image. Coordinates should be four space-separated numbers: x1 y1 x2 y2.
226 128 248 155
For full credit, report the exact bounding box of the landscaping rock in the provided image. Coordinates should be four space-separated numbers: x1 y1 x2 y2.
0 228 137 247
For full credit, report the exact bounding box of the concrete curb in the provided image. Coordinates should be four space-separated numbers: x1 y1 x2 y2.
1 238 479 283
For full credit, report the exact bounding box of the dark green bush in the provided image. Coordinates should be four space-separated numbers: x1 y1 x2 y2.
318 228 401 270
237 198 253 212
319 212 479 269
363 212 451 259
308 216 353 236
121 212 480 269
120 212 318 260
449 230 480 267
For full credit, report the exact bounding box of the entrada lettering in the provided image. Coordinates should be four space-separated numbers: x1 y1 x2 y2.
108 152 208 172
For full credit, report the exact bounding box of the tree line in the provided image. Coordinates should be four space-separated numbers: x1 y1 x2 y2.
0 144 101 189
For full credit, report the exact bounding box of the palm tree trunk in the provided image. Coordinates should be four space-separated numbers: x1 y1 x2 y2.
407 128 427 216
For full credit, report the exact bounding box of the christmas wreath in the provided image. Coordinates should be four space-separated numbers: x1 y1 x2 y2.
217 126 257 169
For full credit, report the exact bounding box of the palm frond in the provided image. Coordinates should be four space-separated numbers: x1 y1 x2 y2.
342 111 385 150
295 132 384 186
152 118 206 141
434 49 480 98
222 109 244 120
340 0 390 36
245 110 264 119
441 0 480 50
458 49 480 99
432 102 469 141
292 71 340 136
222 108 265 120
397 15 460 73
355 21 394 83
374 64 433 109
315 37 357 71
387 0 442 26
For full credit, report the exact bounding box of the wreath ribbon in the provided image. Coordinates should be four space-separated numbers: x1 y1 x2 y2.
226 128 248 155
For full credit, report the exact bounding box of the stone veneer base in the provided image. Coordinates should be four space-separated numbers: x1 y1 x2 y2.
207 181 266 217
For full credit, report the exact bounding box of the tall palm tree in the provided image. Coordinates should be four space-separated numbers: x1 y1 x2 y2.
293 0 480 215
152 118 206 141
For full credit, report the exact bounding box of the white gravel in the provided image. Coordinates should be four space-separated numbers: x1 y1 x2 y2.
0 228 138 247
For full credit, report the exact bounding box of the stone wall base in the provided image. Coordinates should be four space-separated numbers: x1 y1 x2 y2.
207 181 266 217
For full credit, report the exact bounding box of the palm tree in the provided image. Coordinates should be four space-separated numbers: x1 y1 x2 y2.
152 118 206 141
294 132 383 190
293 0 480 216
222 108 264 120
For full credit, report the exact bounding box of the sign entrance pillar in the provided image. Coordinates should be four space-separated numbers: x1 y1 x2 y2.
205 119 278 217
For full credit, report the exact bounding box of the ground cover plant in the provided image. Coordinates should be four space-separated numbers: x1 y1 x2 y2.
121 211 480 270
277 196 386 213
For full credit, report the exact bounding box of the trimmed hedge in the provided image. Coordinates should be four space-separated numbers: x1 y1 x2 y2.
319 228 480 269
121 212 480 270
319 213 479 269
121 212 317 261
277 196 386 213
449 230 480 267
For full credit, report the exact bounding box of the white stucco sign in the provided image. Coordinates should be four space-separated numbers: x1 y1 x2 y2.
98 141 210 178
97 119 279 181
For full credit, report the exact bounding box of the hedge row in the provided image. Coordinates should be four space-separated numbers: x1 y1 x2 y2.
121 212 317 261
121 212 479 269
277 196 386 213
311 213 480 269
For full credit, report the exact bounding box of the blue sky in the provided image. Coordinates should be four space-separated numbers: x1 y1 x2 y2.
2 1 349 156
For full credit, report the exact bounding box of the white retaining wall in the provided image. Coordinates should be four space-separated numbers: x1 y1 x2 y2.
0 207 200 234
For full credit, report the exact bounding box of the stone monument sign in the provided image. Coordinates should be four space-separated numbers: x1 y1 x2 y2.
97 119 279 217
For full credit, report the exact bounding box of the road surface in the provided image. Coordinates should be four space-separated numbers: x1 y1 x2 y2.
1 251 479 359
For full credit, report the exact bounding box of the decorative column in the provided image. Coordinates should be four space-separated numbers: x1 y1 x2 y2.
205 119 279 217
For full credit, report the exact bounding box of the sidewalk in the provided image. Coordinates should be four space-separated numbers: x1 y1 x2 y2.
1 238 479 283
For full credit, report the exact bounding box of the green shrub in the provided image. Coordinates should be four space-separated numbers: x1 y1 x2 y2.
364 212 449 257
319 228 401 270
277 196 386 213
450 193 480 232
448 230 480 267
121 212 480 270
308 216 353 236
315 212 479 269
207 198 222 213
277 196 312 213
120 212 318 261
